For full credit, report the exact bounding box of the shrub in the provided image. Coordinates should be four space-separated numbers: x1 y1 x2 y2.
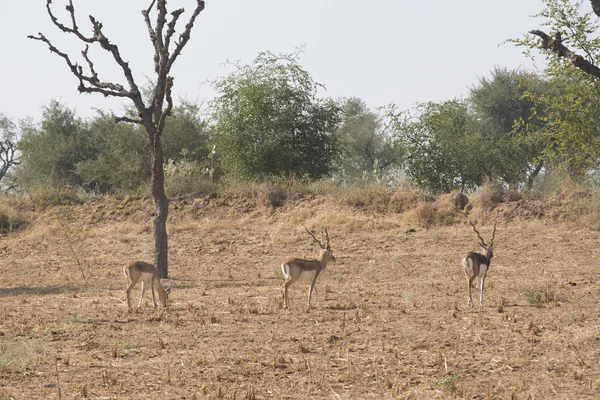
164 159 217 197
22 183 85 211
477 180 505 211
0 203 28 233
388 190 421 213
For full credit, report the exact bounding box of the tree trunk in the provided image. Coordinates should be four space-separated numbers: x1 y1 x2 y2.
527 160 544 190
31 0 207 280
151 130 169 279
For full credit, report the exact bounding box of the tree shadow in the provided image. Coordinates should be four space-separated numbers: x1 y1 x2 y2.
0 284 81 297
327 303 359 311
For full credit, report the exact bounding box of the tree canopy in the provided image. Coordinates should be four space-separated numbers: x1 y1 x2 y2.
210 51 342 180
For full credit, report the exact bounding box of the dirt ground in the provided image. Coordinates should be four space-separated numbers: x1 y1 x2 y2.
1 195 600 399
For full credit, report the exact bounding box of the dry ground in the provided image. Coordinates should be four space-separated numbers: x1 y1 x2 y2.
1 195 600 399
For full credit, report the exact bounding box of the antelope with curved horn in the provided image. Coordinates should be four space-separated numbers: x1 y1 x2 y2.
462 220 497 307
282 228 336 312
123 261 172 312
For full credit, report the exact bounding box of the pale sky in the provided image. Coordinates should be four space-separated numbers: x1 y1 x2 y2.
0 1 547 122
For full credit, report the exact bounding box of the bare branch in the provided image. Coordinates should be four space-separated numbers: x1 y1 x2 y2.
45 0 94 43
66 0 78 31
81 45 98 81
4 176 18 195
530 29 600 78
80 45 127 94
155 0 168 55
592 0 600 17
167 0 205 71
28 33 124 97
115 116 144 124
142 0 160 73
84 15 145 107
0 140 19 184
164 8 185 58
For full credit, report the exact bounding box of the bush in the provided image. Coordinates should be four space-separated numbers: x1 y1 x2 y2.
581 190 600 230
22 183 86 211
338 185 390 212
388 190 422 213
477 180 505 211
164 159 217 197
257 185 287 209
0 202 29 233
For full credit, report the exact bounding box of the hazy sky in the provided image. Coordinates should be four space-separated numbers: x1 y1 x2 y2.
0 1 547 122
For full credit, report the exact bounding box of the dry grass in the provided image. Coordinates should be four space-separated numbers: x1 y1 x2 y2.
1 187 600 398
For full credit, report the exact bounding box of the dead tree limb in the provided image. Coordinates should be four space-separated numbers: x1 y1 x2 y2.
529 29 600 79
529 1 600 79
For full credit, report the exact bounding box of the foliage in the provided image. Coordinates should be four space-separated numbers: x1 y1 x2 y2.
162 101 211 164
164 158 216 197
0 113 20 191
18 100 96 188
388 100 488 194
0 202 29 233
516 72 600 175
470 68 549 188
511 0 600 175
18 100 210 193
210 50 342 179
74 111 148 191
335 97 400 185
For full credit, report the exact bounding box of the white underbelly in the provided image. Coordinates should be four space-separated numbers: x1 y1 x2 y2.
297 270 317 282
139 272 155 283
283 264 317 281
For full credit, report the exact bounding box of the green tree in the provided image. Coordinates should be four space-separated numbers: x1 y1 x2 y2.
469 68 549 188
389 100 488 194
76 102 210 192
0 113 20 191
512 0 600 175
162 101 210 165
336 97 399 184
210 51 342 179
19 100 96 188
75 111 148 191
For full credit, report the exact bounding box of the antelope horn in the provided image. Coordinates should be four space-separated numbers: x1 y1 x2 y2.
305 227 326 249
468 219 487 248
489 220 498 246
324 227 331 251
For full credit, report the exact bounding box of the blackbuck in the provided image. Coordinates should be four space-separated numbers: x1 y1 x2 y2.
123 261 171 312
462 220 497 307
282 228 336 312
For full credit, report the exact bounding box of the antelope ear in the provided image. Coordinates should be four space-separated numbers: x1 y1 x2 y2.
166 283 173 294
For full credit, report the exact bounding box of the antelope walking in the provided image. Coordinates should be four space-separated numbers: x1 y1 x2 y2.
282 228 336 312
123 261 171 312
462 220 497 307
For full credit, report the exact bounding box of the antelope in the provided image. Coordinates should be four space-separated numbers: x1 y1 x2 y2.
123 261 172 312
462 220 497 307
282 228 336 312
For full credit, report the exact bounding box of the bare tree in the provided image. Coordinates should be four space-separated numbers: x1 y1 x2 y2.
0 141 19 190
29 0 206 278
529 0 600 79
0 115 20 193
